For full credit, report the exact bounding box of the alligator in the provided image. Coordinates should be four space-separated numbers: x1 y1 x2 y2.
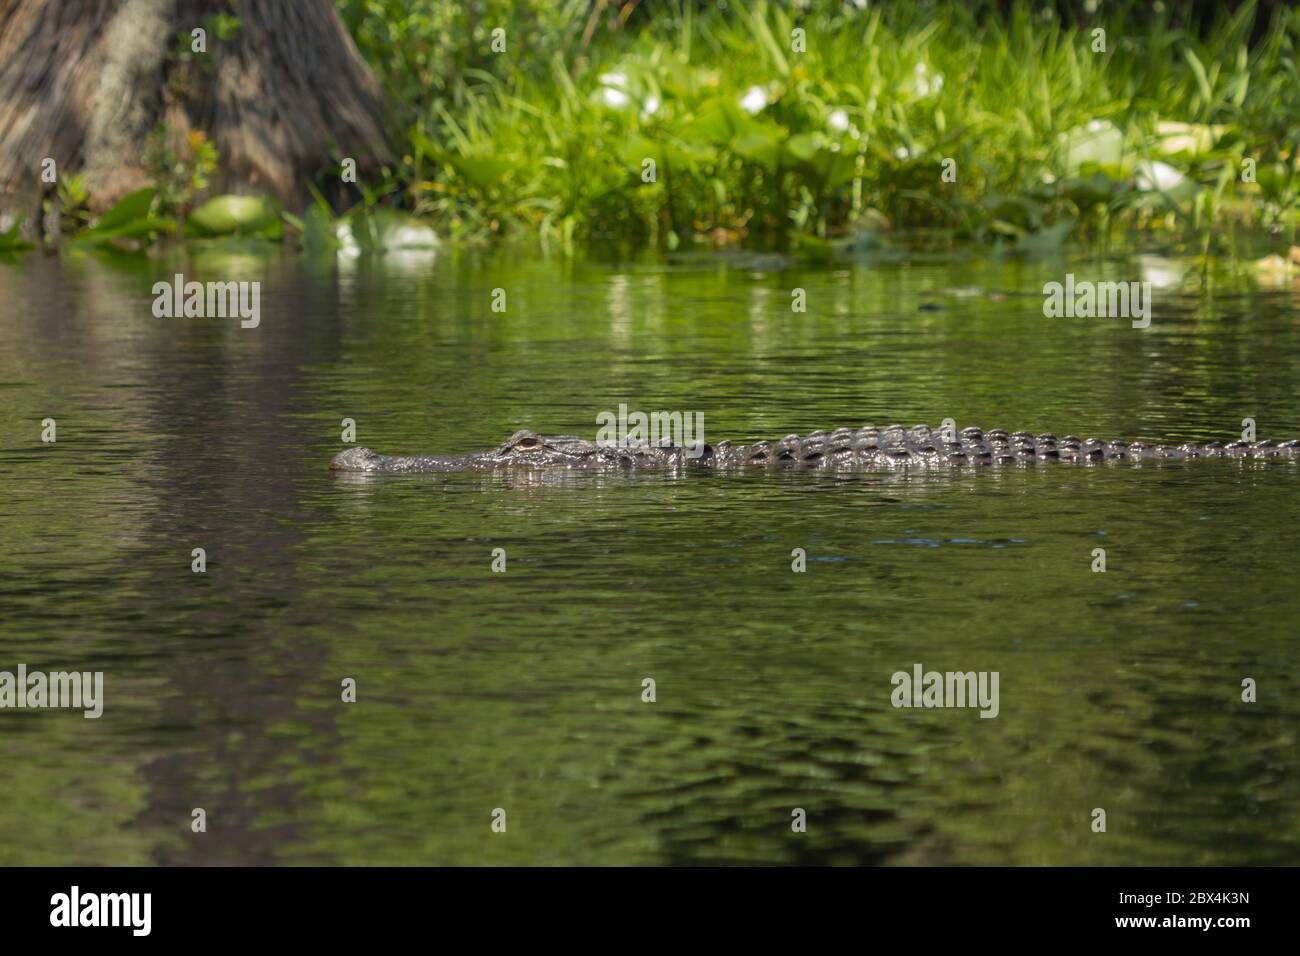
330 426 1300 473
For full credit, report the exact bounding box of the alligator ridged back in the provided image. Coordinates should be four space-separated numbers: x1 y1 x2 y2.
709 424 1300 467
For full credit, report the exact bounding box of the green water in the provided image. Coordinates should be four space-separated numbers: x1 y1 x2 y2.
0 247 1297 865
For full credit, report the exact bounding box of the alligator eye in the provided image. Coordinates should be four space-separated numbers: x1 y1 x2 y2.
513 436 542 451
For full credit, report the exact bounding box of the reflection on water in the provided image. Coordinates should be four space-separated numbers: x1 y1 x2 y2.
0 247 1297 865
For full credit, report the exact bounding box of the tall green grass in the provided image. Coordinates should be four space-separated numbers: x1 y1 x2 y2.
339 0 1300 253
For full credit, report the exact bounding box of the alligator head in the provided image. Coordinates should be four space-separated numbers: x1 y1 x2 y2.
330 429 626 473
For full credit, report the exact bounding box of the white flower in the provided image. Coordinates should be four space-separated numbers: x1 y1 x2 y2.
1136 160 1185 194
601 87 630 108
389 223 437 249
910 62 943 97
643 95 660 116
895 146 909 160
740 86 767 114
828 110 850 132
335 223 361 259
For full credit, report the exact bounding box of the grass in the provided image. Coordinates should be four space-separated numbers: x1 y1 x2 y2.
335 0 1300 255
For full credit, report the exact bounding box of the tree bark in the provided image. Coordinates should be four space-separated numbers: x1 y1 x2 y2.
0 0 390 240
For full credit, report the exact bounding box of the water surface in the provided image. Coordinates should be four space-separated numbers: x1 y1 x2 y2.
1 247 1297 865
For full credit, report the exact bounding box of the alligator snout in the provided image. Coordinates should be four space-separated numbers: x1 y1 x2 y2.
331 447 381 471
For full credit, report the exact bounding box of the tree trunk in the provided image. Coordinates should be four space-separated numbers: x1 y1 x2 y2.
0 0 390 240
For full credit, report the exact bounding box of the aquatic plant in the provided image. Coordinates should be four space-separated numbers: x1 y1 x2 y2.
335 0 1300 253
70 188 175 249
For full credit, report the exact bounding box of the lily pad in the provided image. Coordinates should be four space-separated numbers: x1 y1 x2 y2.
187 195 281 239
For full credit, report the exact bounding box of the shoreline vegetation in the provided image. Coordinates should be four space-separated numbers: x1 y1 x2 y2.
2 0 1299 268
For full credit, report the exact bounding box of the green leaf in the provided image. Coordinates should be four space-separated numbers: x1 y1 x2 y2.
74 188 173 246
784 133 821 163
1061 171 1128 209
1184 48 1213 106
684 97 747 147
731 128 782 172
299 205 340 255
436 150 516 193
982 193 1045 230
0 217 35 252
1015 218 1074 253
92 188 157 231
187 195 281 238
